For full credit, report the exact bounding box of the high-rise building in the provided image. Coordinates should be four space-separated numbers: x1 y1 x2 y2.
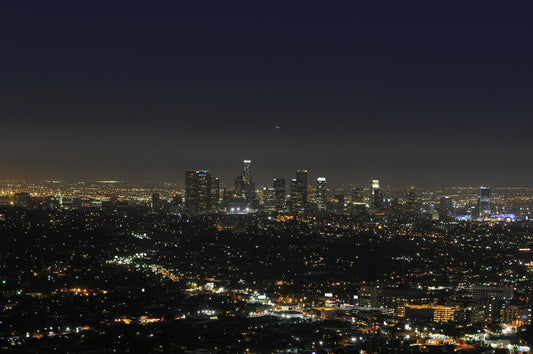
478 186 491 219
56 188 63 207
235 159 255 205
234 175 245 198
263 187 276 212
210 177 220 210
373 188 384 210
273 178 286 212
371 179 382 210
243 160 252 185
316 177 327 212
405 188 416 216
196 170 211 211
438 196 453 218
291 170 308 211
185 170 219 215
351 187 364 203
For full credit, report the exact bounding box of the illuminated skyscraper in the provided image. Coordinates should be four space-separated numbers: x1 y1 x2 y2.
371 179 383 210
236 159 255 205
243 160 252 185
291 170 308 211
478 186 491 219
185 170 219 215
210 176 220 210
316 177 327 212
263 187 276 212
196 170 210 211
56 188 63 207
406 188 416 216
273 178 286 212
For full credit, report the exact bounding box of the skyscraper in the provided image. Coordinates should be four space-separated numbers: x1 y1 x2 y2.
371 179 383 210
291 170 308 211
373 188 384 210
478 186 491 219
263 187 276 212
235 159 255 205
273 178 286 212
351 187 364 203
316 177 327 212
438 196 453 218
243 160 252 185
185 170 219 215
405 188 416 216
210 176 220 210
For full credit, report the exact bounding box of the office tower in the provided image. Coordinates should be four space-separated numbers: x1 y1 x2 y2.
478 186 491 219
273 178 286 212
234 175 245 198
56 188 63 207
196 171 210 211
185 170 218 215
243 160 252 185
405 188 416 215
185 170 198 210
373 188 384 210
352 187 364 203
210 176 220 210
316 177 327 212
263 187 276 212
291 170 308 211
371 179 381 209
438 196 453 218
236 159 255 204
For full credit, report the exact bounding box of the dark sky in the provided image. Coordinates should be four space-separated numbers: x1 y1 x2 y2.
1 2 532 187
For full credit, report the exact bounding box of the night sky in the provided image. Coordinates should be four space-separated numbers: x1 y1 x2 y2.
2 2 532 186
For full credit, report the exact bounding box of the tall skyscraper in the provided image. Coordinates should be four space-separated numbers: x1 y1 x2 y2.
291 170 308 211
273 178 286 212
185 170 198 211
263 187 276 212
405 188 416 216
438 196 453 218
185 170 219 215
243 160 252 185
478 186 491 219
56 188 63 207
316 177 327 212
373 188 384 210
210 177 220 210
235 159 255 205
371 179 383 210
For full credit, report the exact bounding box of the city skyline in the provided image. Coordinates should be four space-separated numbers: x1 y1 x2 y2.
1 2 532 185
3 3 533 352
